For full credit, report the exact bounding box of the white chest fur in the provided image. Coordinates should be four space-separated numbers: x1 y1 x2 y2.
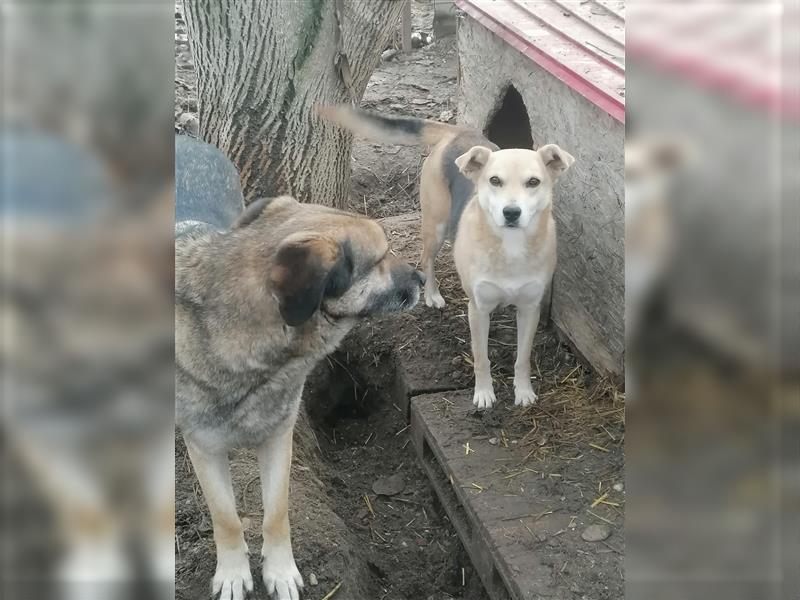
473 275 547 310
470 230 551 310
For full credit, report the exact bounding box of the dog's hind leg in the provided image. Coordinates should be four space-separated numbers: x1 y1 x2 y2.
419 160 451 309
421 223 447 308
257 424 303 600
185 440 253 600
514 302 542 407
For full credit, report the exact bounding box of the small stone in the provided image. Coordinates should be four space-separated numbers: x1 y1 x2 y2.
613 482 624 492
240 517 252 531
511 440 518 445
581 524 611 542
308 573 318 586
411 98 429 105
177 113 199 136
488 437 499 445
372 473 405 496
381 49 398 61
438 109 454 122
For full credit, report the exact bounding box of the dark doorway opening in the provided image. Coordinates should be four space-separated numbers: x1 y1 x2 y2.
484 85 534 150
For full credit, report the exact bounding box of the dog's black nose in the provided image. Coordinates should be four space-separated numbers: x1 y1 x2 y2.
503 205 522 224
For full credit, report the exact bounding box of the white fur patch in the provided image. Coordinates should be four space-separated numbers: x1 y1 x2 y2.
473 277 546 310
501 229 527 259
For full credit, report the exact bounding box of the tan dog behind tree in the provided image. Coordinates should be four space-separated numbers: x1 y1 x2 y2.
317 106 574 408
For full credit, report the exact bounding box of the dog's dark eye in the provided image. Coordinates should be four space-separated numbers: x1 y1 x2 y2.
489 176 502 186
526 177 541 188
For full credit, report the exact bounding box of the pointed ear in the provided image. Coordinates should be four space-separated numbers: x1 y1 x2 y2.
538 144 575 178
269 233 353 326
233 196 299 229
232 197 273 228
454 146 493 180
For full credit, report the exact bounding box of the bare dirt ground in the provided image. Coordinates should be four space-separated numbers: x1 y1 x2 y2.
175 3 623 599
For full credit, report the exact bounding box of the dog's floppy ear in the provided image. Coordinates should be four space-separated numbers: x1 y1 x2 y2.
538 144 575 179
454 146 493 179
269 233 353 326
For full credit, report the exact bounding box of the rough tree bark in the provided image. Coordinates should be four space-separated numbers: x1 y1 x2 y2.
183 0 405 207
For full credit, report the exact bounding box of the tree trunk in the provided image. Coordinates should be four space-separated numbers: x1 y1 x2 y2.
183 0 404 207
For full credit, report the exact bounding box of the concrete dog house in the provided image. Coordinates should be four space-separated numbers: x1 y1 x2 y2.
454 0 625 379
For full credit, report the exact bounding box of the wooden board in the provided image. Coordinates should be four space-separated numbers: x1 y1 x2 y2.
409 390 624 600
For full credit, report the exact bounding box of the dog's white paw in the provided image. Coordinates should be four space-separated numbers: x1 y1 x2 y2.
213 546 253 600
263 563 303 600
425 289 446 309
262 547 303 600
514 383 538 407
472 385 496 409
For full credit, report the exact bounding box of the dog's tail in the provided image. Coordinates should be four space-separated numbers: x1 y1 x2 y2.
315 104 464 147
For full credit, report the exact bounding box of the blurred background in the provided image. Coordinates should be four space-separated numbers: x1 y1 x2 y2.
625 1 797 599
1 1 174 599
0 0 797 599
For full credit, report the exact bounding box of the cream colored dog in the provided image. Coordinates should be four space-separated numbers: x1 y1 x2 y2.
453 145 574 408
317 106 574 408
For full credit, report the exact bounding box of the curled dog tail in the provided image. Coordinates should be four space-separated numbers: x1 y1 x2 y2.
315 104 464 146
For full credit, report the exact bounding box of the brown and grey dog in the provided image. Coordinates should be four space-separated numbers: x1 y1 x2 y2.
318 107 574 409
175 136 423 600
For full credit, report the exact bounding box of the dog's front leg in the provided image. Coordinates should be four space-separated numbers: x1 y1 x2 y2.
514 302 541 406
185 440 253 600
468 299 496 409
257 425 303 600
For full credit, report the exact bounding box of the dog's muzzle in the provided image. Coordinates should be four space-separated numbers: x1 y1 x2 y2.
387 265 424 311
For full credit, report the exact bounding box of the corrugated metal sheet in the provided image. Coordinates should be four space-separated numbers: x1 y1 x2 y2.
454 0 626 122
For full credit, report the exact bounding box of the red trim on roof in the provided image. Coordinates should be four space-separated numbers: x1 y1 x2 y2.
455 0 625 124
